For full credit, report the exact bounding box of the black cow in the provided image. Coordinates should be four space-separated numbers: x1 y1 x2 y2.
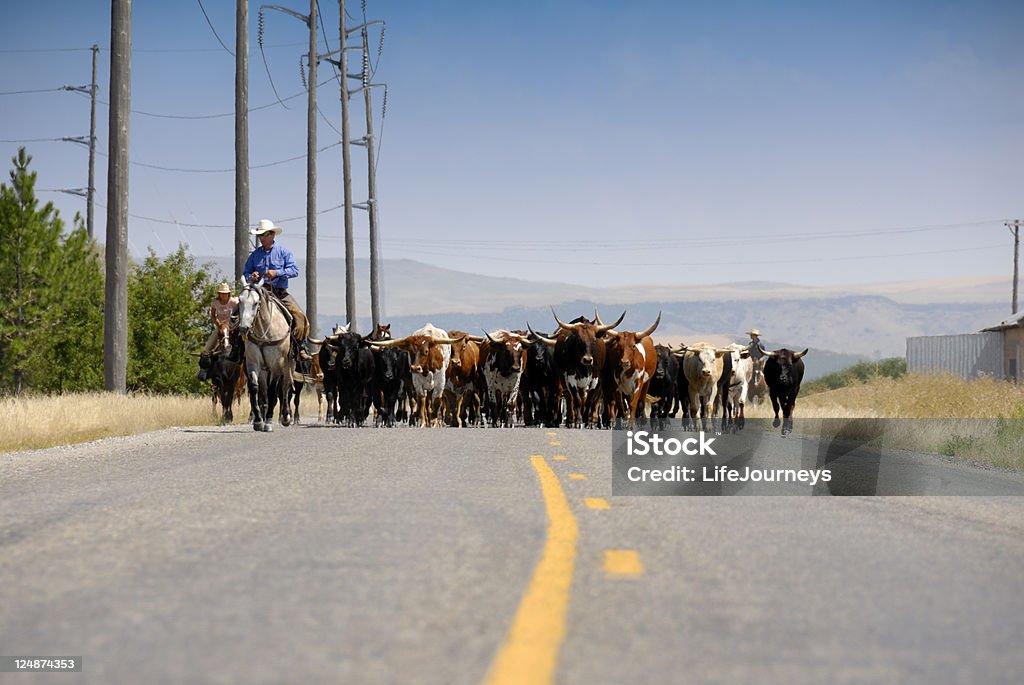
199 329 244 423
548 309 623 428
648 344 678 430
522 327 561 427
319 342 340 423
761 347 808 435
326 332 376 426
372 345 409 427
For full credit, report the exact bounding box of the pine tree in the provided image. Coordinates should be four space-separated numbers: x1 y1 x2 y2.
0 148 102 394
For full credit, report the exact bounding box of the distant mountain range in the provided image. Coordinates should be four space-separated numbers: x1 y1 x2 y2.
199 255 1011 381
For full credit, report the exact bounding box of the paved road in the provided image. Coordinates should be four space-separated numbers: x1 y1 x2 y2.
2 425 1023 684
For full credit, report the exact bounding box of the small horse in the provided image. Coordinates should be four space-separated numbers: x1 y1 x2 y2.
237 278 295 432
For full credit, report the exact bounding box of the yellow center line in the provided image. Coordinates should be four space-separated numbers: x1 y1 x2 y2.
546 431 558 437
584 497 610 510
483 457 578 685
604 550 645 577
552 455 568 461
568 473 587 480
549 441 561 446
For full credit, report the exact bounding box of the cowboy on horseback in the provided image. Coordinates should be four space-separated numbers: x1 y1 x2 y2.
244 218 312 361
197 282 239 381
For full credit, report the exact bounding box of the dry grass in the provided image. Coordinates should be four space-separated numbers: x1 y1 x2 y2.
743 373 1024 471
0 392 217 453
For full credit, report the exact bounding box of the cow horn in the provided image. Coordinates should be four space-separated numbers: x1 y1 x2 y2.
551 306 579 331
758 344 777 358
307 337 324 345
464 334 485 343
366 337 404 347
794 348 809 359
528 324 558 345
636 311 662 340
483 329 499 344
594 308 603 325
434 335 465 345
596 310 625 333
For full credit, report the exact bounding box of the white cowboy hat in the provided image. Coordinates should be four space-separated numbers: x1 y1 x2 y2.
217 282 231 294
747 329 761 337
250 218 283 236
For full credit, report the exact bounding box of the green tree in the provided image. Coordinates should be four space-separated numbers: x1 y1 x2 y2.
127 245 218 393
0 148 104 394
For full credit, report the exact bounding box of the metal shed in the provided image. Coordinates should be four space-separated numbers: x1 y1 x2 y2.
906 311 1024 381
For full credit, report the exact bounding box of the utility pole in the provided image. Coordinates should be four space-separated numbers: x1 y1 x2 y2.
104 0 131 393
360 21 381 329
1008 219 1021 314
306 0 318 335
339 0 357 331
235 0 250 282
87 44 98 240
259 1 320 334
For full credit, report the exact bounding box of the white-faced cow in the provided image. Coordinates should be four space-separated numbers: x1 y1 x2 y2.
676 343 731 432
760 346 808 435
368 323 463 427
602 312 661 429
721 342 754 431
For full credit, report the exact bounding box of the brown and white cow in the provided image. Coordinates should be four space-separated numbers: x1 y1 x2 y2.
445 331 482 427
676 342 731 431
367 323 463 427
603 312 661 429
722 342 754 431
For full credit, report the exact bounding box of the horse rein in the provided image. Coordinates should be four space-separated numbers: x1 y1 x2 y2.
241 285 289 347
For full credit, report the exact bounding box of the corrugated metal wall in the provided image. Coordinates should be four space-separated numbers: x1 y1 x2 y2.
906 332 1004 380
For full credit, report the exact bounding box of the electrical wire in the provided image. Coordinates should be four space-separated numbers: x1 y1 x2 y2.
0 87 66 96
89 140 341 173
196 0 234 56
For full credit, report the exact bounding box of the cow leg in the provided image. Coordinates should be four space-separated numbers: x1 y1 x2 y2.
770 390 782 429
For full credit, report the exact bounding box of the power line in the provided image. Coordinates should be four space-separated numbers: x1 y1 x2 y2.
0 87 66 96
88 140 341 173
0 43 302 54
196 0 234 56
66 75 342 120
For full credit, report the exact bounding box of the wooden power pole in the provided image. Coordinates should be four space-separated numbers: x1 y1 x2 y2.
87 43 98 240
1008 219 1021 314
360 22 382 329
104 0 131 393
305 0 318 335
235 0 250 282
339 0 357 331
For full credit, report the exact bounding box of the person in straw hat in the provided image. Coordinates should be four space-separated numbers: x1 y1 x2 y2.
243 218 311 359
746 329 765 359
197 282 239 380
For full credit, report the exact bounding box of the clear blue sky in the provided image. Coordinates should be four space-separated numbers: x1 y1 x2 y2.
1 0 1021 287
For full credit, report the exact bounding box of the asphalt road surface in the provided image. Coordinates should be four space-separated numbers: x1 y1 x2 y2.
2 424 1023 684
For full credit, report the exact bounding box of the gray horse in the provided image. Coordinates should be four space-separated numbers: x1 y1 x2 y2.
237 278 295 432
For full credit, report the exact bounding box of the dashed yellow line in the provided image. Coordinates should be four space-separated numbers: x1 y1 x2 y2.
483 457 578 685
604 550 644 577
552 455 568 461
568 473 587 480
549 441 561 446
546 431 558 437
584 498 610 510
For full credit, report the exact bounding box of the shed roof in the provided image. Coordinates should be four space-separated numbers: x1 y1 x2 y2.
981 310 1024 332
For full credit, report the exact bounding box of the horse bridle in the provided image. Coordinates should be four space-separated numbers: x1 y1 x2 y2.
241 284 288 346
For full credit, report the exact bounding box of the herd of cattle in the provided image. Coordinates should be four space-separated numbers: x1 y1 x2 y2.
200 309 808 435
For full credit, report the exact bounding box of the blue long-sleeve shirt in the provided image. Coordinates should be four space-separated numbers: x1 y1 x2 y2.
244 243 299 291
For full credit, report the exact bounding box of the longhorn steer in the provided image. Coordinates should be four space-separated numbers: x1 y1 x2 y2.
478 329 530 428
677 343 730 432
551 308 623 428
648 344 678 430
603 313 661 429
761 346 808 435
445 331 481 427
368 324 462 427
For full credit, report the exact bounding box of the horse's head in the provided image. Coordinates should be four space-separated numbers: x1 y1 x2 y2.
237 280 263 334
